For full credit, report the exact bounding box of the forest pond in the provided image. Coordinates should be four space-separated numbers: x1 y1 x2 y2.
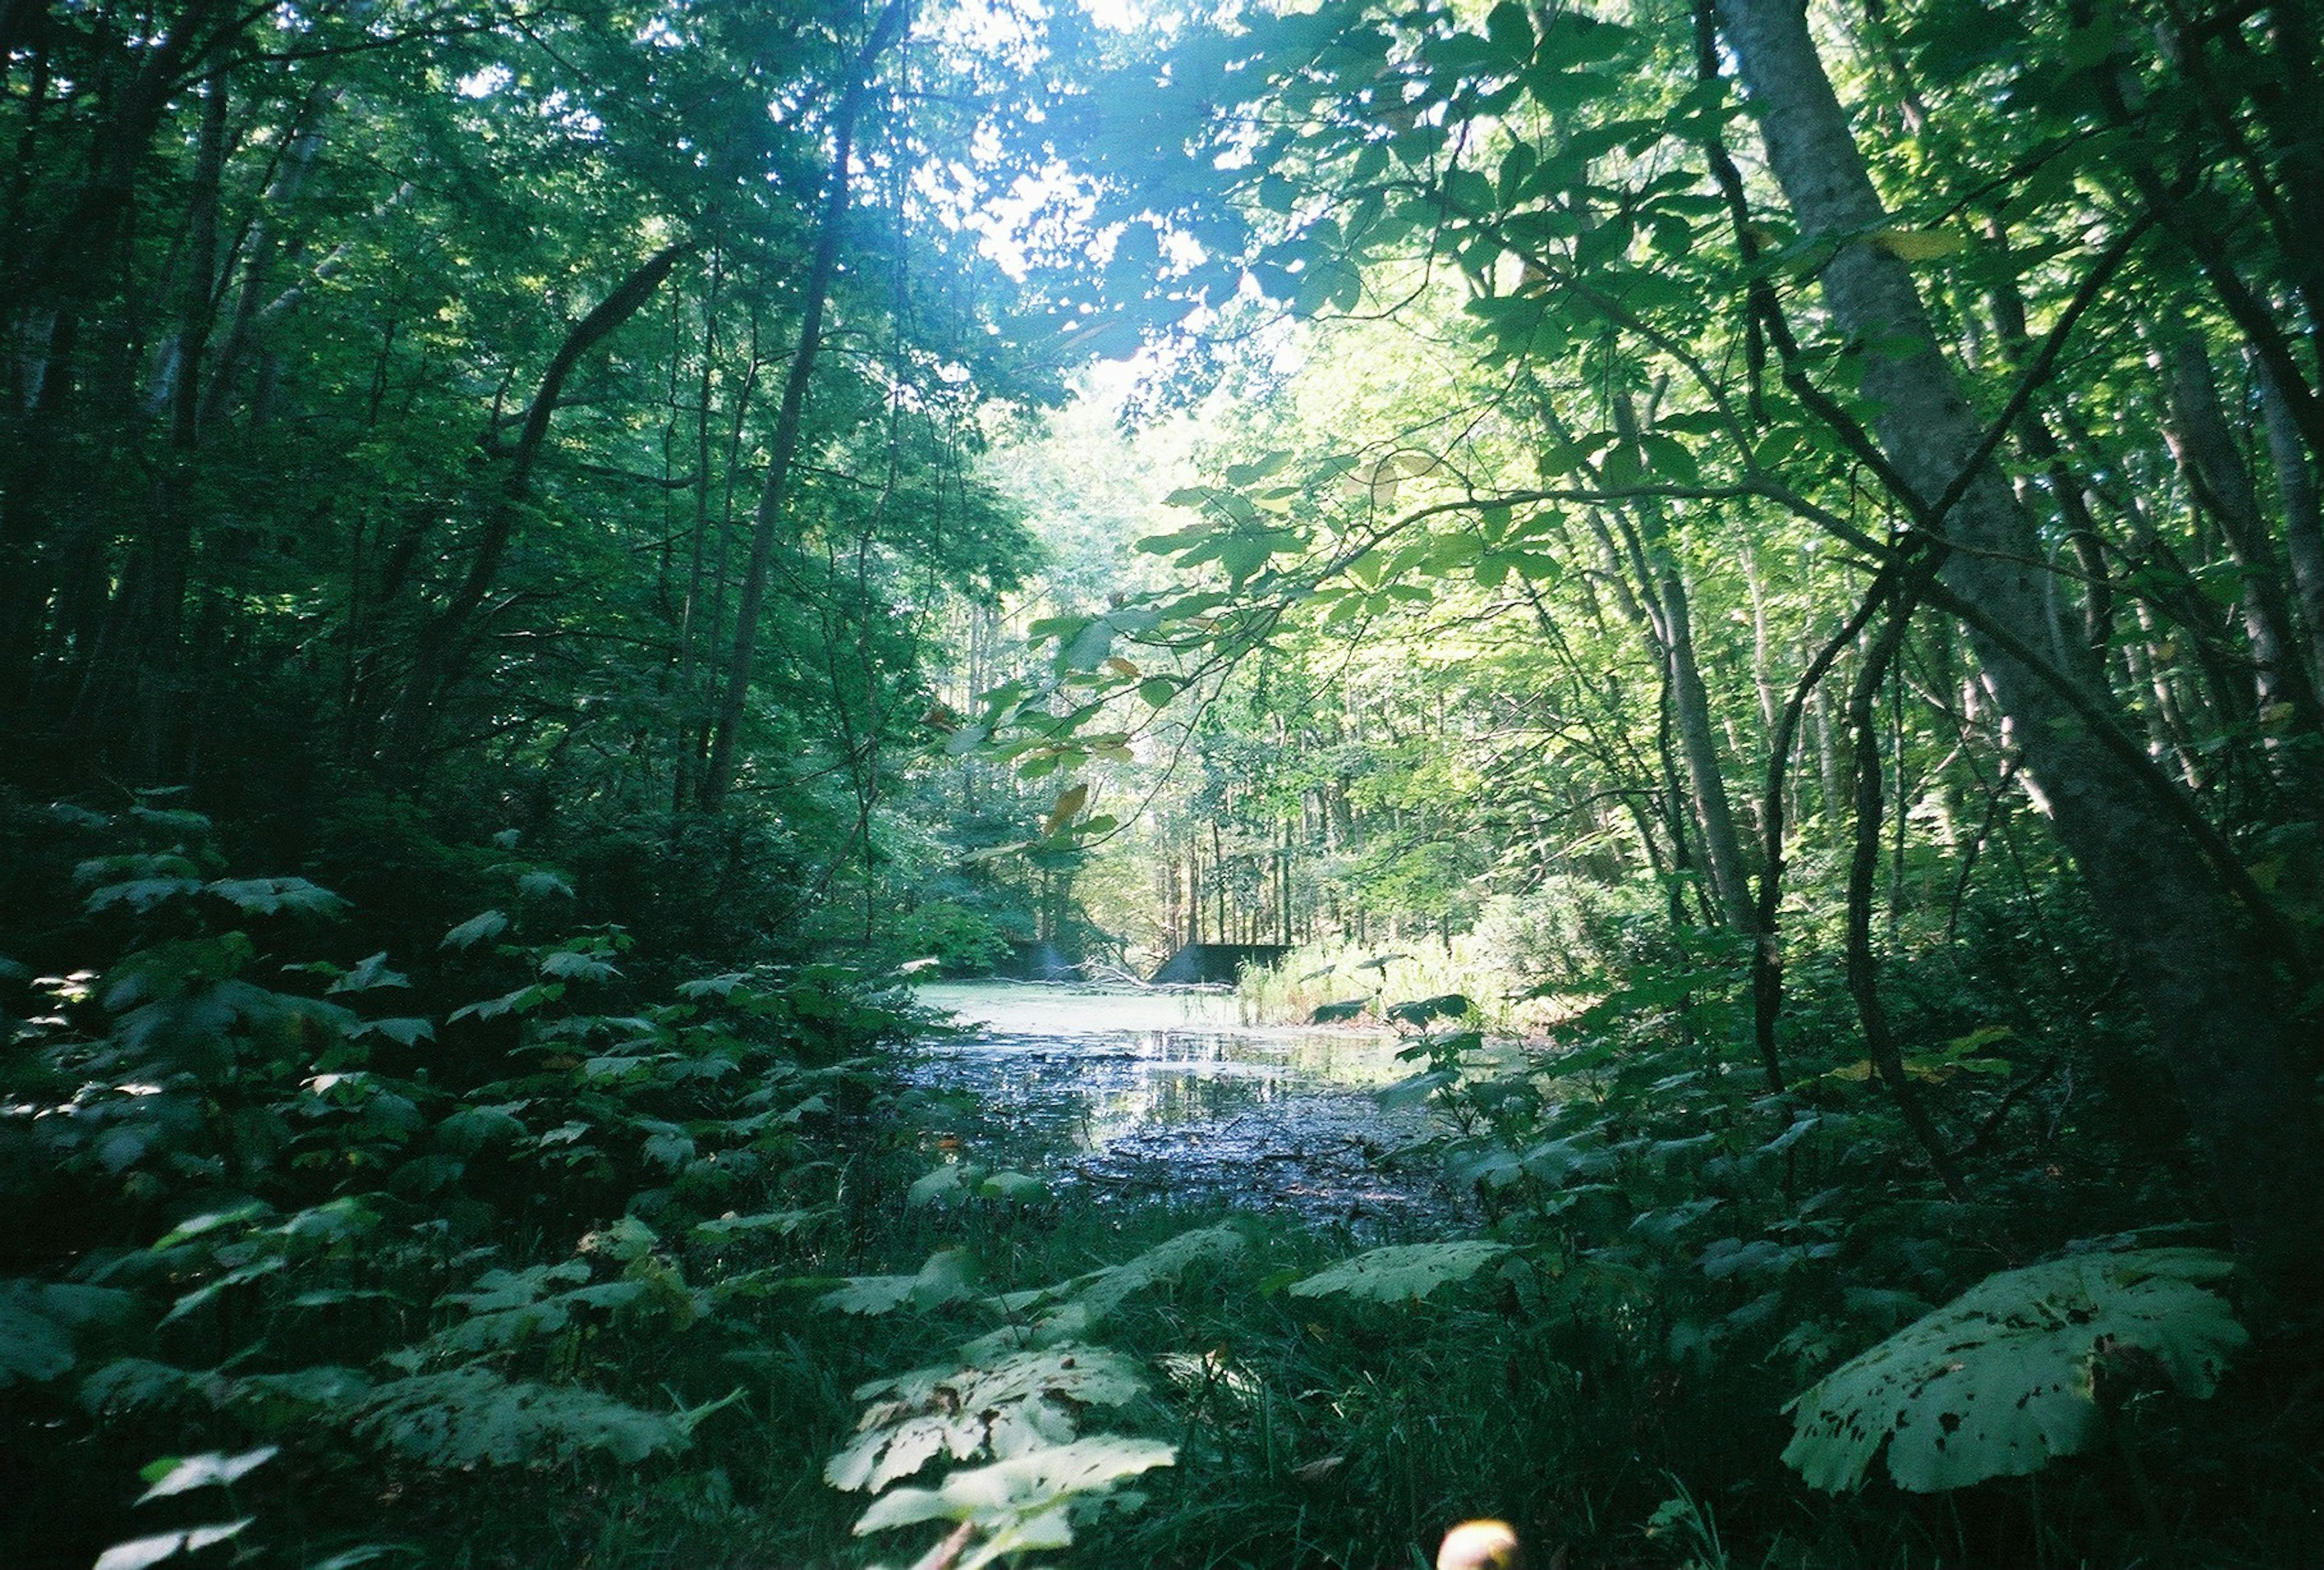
905 980 1462 1233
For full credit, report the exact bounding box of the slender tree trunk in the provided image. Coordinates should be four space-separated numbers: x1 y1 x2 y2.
200 84 333 432
382 243 685 772
2255 352 2324 689
673 251 721 815
1721 0 2324 1279
698 0 910 815
1979 218 2114 658
64 61 231 776
1607 496 1755 933
2161 334 2324 741
1661 560 1756 932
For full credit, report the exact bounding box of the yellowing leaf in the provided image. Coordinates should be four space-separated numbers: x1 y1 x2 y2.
1040 784 1090 839
1870 227 1965 261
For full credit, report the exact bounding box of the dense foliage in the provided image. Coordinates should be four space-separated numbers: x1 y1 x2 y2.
5 0 2323 1566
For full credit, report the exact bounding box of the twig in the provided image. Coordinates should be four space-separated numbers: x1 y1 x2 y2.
908 1521 977 1570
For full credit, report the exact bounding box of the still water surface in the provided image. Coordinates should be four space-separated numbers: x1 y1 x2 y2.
905 980 1460 1232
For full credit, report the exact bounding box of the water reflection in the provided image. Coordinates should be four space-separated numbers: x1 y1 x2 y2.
905 982 1461 1232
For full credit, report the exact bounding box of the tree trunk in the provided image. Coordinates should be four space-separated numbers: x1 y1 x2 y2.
1604 493 1756 934
382 243 686 771
1720 0 2324 1280
2255 352 2324 691
697 0 910 815
2160 334 2324 742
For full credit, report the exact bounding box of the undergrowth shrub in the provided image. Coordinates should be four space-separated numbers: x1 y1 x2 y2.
0 798 927 1570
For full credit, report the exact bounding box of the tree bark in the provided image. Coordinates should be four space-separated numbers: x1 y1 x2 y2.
2255 351 2324 691
1719 0 2324 1279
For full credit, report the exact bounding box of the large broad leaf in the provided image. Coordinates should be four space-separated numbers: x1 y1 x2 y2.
0 1280 134 1385
350 1368 684 1467
324 951 410 995
1385 993 1472 1026
824 1344 1146 1494
136 1447 278 1503
690 1208 822 1244
93 1522 251 1570
975 1223 1247 1350
1287 1241 1511 1304
1784 1247 2247 1493
821 1250 978 1316
908 1161 987 1210
205 878 350 918
440 910 509 950
852 1434 1174 1570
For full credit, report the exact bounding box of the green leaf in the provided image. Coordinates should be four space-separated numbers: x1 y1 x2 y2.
441 910 509 950
821 1250 977 1316
826 1345 1147 1494
1385 993 1472 1026
1784 1248 2247 1493
852 1434 1175 1556
448 982 562 1022
540 948 620 983
1058 619 1113 672
0 1280 135 1386
351 1016 433 1046
980 1171 1050 1203
1869 226 1965 262
436 1104 528 1154
136 1447 278 1504
907 1161 987 1210
1287 1241 1512 1304
205 878 350 918
326 952 410 995
87 878 203 915
95 1523 251 1570
691 1209 821 1243
978 1224 1248 1349
1638 433 1700 485
1377 1068 1457 1108
350 1368 685 1467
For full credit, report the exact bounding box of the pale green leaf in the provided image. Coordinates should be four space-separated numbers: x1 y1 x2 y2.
907 1162 986 1210
980 1171 1049 1203
136 1447 278 1503
441 910 509 950
326 952 411 995
95 1522 251 1570
1784 1248 2247 1493
851 1434 1175 1538
1287 1241 1512 1304
821 1250 976 1316
826 1345 1146 1493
